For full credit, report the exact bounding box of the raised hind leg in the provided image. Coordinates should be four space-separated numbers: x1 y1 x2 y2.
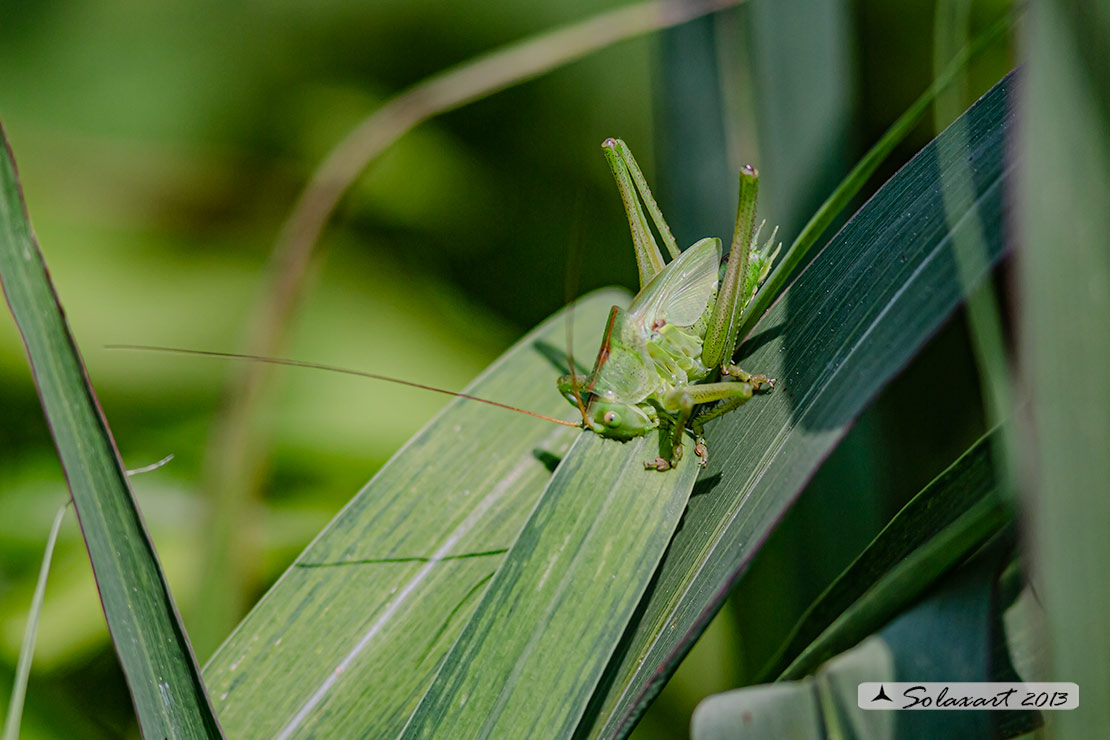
601 138 679 290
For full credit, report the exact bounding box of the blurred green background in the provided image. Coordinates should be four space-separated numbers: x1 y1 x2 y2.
0 0 1012 737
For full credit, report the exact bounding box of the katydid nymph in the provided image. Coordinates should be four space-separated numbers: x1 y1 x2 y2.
557 138 779 471
111 138 779 472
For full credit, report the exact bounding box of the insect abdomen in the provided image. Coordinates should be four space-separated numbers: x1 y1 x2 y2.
646 323 712 395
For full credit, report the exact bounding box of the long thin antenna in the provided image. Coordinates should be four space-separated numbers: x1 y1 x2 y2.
564 190 590 426
106 345 580 428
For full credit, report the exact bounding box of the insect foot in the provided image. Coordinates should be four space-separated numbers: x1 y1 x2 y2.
750 374 775 391
694 437 709 467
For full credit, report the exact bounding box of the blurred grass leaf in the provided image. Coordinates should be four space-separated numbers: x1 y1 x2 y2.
1021 1 1110 737
771 429 1010 681
580 72 1016 739
204 290 628 739
740 0 855 233
400 432 698 739
0 125 223 738
655 12 736 245
656 0 854 243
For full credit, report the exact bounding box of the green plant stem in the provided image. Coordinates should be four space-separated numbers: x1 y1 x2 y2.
1022 1 1110 736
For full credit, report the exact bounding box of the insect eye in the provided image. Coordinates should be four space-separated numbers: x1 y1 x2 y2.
603 410 620 427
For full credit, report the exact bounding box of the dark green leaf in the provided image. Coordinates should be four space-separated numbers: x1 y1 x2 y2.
770 429 1010 681
0 125 223 738
692 534 1035 740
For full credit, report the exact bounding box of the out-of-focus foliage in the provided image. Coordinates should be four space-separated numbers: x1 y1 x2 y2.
1021 1 1110 738
0 2 653 730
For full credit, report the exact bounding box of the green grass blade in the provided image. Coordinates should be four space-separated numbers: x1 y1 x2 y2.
399 432 698 739
0 126 223 738
1021 1 1110 737
657 0 855 258
580 72 1016 739
774 430 1009 681
655 14 734 244
3 504 66 740
203 289 628 739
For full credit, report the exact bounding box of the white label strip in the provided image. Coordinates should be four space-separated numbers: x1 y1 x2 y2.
857 682 1079 710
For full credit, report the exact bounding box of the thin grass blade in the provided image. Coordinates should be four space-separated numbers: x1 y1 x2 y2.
2 504 66 740
0 125 223 738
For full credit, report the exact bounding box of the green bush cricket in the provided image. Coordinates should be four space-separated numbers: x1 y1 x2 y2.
111 138 779 472
558 138 779 471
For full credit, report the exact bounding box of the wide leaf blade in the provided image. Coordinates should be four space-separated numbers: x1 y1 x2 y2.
0 126 223 738
203 290 627 739
583 72 1016 738
399 432 697 739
